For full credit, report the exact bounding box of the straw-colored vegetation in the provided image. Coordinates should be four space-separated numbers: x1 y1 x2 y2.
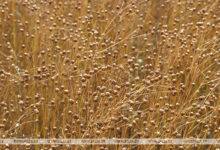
0 0 219 149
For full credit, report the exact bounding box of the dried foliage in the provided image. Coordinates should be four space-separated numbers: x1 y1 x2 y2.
0 0 219 149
